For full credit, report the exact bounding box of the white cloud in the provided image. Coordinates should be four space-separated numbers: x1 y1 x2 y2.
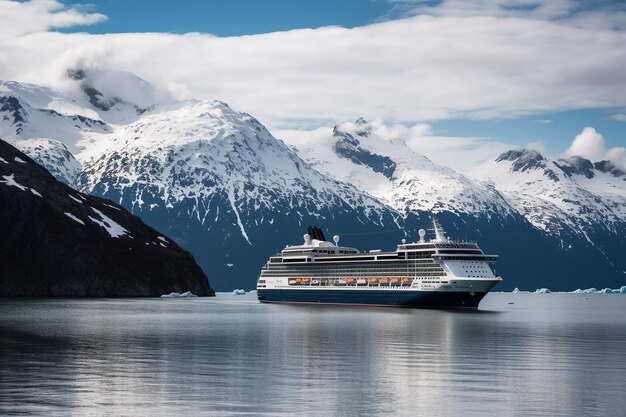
0 1 626 134
0 0 106 38
387 0 626 30
565 127 626 168
608 113 626 122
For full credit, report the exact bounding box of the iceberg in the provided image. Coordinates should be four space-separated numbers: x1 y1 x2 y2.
571 288 597 294
232 289 246 295
160 291 198 298
535 288 551 293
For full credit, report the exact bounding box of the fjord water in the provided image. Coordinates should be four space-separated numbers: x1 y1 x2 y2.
1 294 625 416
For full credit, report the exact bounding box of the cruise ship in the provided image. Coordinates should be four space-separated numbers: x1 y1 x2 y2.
256 220 502 309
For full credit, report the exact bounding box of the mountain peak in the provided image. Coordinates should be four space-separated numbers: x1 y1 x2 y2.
555 155 595 179
594 160 626 177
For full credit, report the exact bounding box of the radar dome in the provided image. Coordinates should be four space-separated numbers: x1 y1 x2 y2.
418 229 426 238
304 233 311 244
333 235 340 244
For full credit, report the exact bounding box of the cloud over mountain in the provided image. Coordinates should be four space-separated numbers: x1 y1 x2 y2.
566 127 626 169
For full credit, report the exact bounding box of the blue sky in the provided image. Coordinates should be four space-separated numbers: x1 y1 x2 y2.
2 0 625 168
60 0 394 36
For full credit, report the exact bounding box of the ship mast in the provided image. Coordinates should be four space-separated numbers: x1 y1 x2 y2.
431 218 448 243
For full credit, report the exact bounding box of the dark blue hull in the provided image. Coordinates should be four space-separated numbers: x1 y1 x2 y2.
257 289 488 309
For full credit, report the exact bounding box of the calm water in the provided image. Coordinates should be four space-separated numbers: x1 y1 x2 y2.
1 293 626 417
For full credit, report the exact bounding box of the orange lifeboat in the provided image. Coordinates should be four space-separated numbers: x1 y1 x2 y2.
368 278 379 284
288 279 296 285
379 278 389 284
401 277 412 284
295 278 302 284
390 278 401 285
346 278 356 285
301 278 310 284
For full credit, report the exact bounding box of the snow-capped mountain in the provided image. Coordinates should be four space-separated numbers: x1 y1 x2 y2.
283 118 514 217
1 70 401 289
1 71 625 291
473 149 626 237
284 120 626 289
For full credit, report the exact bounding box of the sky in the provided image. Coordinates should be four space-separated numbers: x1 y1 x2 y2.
0 0 625 172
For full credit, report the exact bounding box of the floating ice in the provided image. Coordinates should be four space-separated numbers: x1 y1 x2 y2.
512 287 520 293
160 291 197 298
232 289 246 295
572 288 597 294
570 286 626 294
535 288 551 293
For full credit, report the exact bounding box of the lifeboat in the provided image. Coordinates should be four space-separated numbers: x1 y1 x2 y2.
379 278 389 285
390 277 401 285
295 278 302 284
288 279 296 285
311 279 320 285
346 278 356 285
401 278 412 284
356 278 367 285
368 278 379 284
336 279 347 285
301 278 310 284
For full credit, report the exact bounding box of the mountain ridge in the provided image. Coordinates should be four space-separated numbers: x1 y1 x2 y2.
1 72 624 291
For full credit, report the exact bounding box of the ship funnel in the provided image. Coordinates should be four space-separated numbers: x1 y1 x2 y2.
306 226 327 242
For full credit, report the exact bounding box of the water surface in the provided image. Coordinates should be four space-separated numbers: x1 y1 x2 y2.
1 293 625 416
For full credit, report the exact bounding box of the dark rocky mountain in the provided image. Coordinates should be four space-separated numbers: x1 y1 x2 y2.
0 139 214 297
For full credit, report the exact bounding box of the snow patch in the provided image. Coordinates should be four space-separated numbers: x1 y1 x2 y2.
13 157 26 163
1 174 27 191
68 195 83 204
0 157 7 164
64 212 85 225
30 188 42 197
88 207 129 238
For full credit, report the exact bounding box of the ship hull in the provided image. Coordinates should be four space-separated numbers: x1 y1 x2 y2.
257 288 489 309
